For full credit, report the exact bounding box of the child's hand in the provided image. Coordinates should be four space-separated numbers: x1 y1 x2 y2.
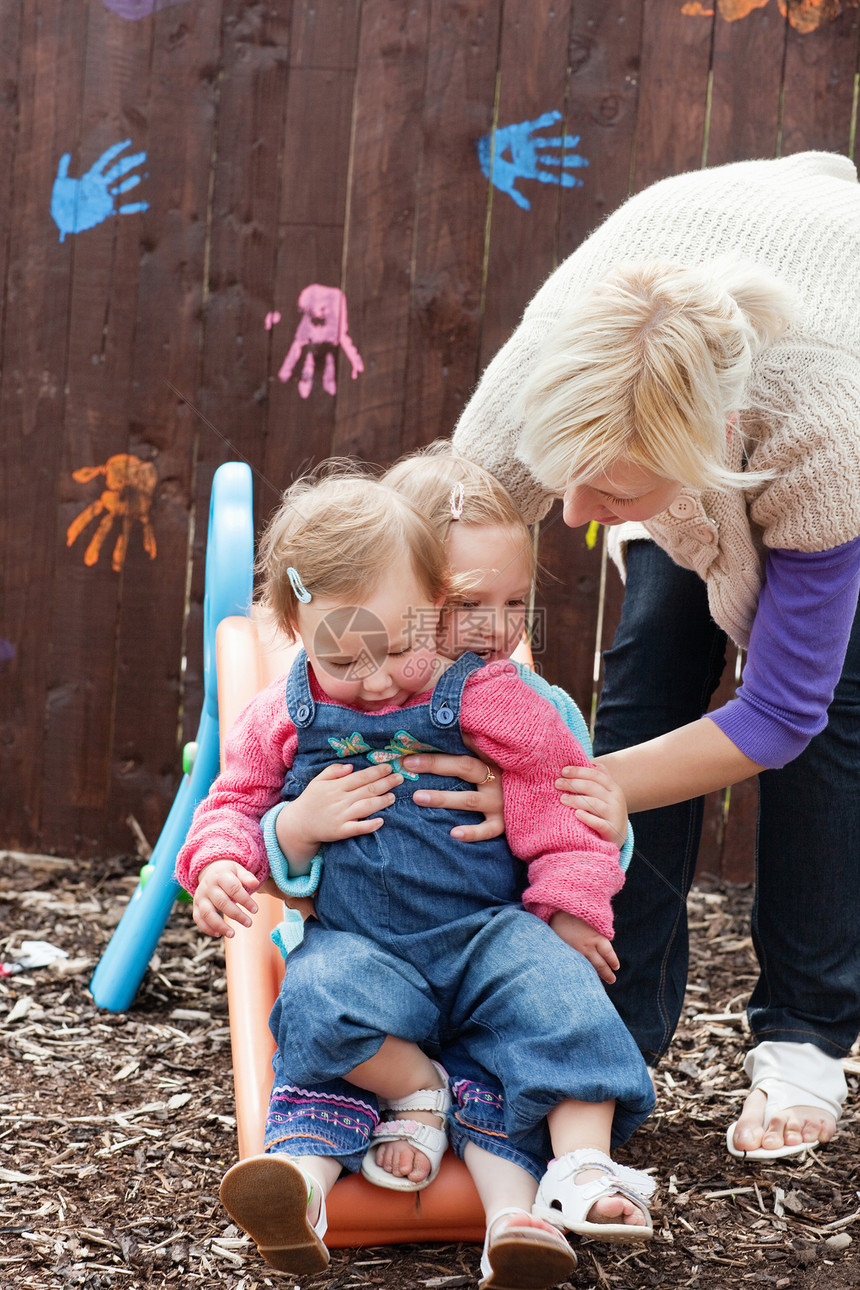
549 910 620 984
193 860 261 938
278 763 403 861
554 762 628 849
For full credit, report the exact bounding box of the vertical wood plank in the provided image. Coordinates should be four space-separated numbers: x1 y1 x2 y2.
0 0 89 851
99 0 223 855
400 0 501 447
631 0 713 191
41 1 155 855
478 0 575 370
185 1 292 749
698 647 740 877
719 775 758 884
263 0 360 499
0 0 24 811
332 0 432 467
706 3 786 165
780 2 859 156
558 0 644 259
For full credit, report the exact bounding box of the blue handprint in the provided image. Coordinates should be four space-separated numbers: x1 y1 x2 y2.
103 0 188 16
476 110 589 211
51 140 149 243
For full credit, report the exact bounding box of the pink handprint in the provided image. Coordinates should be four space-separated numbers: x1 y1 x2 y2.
272 285 364 398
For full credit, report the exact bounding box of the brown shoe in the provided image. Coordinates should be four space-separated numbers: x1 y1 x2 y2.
220 1154 329 1275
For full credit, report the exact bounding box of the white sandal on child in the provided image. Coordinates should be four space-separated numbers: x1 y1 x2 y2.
533 1149 655 1244
360 1061 452 1191
726 1041 847 1160
220 1154 329 1274
479 1207 577 1290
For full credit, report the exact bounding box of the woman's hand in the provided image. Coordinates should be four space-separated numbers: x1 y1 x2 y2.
555 762 628 849
192 859 261 937
402 752 504 841
549 910 619 984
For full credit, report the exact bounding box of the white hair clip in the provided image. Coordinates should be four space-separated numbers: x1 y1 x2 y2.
287 566 312 603
449 482 464 520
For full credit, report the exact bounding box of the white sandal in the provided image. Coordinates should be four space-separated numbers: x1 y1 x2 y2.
533 1149 655 1244
219 1154 329 1274
726 1041 847 1160
479 1207 577 1290
360 1060 452 1191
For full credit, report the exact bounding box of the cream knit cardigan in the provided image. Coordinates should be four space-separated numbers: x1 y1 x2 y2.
452 152 860 647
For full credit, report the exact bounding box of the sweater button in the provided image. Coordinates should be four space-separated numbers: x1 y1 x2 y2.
435 705 455 725
668 495 696 519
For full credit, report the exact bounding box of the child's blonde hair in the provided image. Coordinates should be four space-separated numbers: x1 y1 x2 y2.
383 440 537 581
518 259 796 494
257 464 450 640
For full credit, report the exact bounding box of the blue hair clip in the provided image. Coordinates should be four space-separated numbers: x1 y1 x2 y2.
287 566 312 603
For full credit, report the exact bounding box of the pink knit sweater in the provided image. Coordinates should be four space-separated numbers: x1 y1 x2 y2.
176 659 623 937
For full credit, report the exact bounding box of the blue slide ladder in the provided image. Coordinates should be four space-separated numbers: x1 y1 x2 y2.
90 462 254 1011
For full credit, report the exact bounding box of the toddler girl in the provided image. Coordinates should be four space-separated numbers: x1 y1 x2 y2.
177 465 655 1287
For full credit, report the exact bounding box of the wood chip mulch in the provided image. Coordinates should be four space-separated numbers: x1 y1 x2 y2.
1 853 858 1290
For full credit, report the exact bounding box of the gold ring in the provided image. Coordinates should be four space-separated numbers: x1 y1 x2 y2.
479 766 496 786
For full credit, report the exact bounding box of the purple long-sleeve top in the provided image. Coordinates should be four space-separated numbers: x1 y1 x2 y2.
707 538 860 767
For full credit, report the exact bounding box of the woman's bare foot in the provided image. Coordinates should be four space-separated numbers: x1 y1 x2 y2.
730 1088 835 1154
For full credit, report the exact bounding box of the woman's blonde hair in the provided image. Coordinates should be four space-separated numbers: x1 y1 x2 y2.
517 259 796 494
383 440 537 580
257 463 450 640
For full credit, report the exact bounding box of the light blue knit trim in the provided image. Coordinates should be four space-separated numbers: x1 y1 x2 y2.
262 800 324 895
271 909 306 959
619 824 633 874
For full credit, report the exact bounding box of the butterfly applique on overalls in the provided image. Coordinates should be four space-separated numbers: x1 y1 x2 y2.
327 730 440 779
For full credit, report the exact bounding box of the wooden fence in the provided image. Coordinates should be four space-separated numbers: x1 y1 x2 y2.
1 0 858 874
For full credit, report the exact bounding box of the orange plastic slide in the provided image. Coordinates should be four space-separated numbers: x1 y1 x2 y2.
217 612 486 1247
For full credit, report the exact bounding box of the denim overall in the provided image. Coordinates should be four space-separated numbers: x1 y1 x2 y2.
264 650 654 1177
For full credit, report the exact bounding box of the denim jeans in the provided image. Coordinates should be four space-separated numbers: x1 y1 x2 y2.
267 912 654 1171
595 540 860 1066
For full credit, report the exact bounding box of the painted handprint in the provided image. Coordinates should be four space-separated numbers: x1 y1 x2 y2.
103 0 187 16
51 140 149 243
681 0 856 32
66 454 157 572
477 110 589 211
270 284 364 398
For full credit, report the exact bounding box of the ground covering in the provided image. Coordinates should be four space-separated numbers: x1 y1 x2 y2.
1 854 858 1289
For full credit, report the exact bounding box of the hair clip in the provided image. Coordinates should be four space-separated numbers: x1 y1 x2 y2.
287 566 312 603
449 482 464 520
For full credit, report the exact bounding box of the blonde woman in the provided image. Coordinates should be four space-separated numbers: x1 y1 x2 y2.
450 152 860 1160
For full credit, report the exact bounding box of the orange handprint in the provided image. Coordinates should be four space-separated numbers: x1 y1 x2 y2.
66 453 157 572
681 0 855 30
